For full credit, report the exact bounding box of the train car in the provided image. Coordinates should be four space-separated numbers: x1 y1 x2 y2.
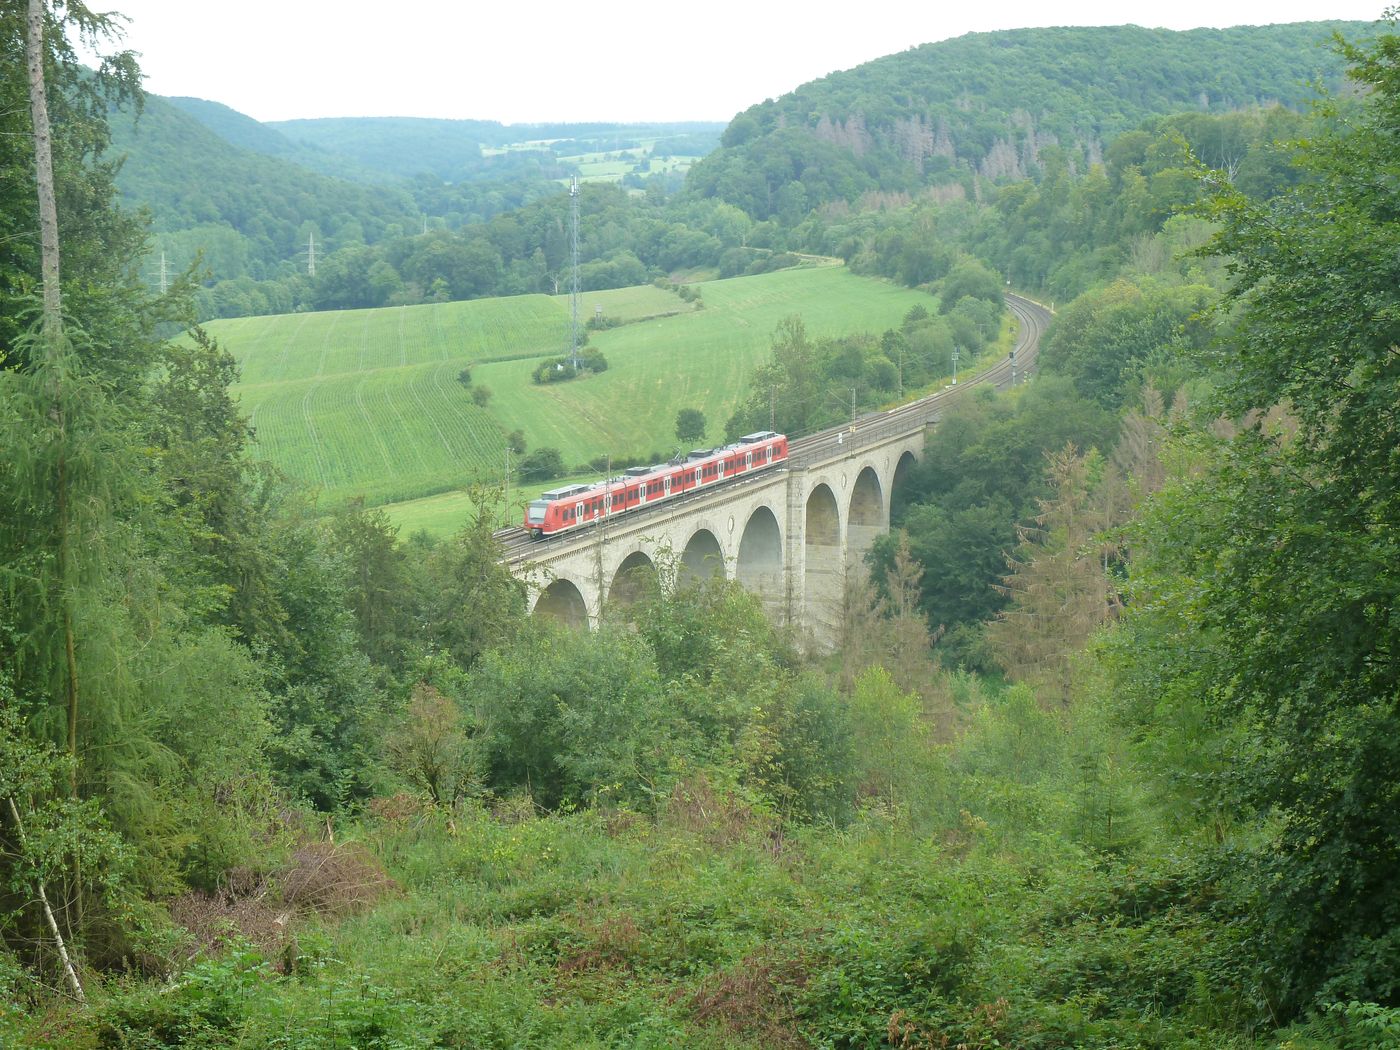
523 431 787 538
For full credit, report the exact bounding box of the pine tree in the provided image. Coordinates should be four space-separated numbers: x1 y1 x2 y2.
987 446 1120 707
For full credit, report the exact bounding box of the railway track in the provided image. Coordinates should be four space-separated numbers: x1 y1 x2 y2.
495 292 1052 562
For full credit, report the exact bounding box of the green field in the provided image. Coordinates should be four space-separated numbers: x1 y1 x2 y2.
211 266 939 511
380 473 598 537
479 137 701 185
478 266 942 465
211 296 569 505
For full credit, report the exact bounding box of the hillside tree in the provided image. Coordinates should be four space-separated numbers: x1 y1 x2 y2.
1118 24 1400 1014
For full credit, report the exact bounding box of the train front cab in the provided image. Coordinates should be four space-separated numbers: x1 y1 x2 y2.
527 482 590 537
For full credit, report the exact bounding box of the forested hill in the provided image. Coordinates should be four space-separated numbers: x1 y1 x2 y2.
268 117 725 182
108 93 421 277
110 95 723 298
688 21 1371 220
163 96 391 183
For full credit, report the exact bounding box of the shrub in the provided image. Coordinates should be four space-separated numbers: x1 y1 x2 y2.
532 359 576 384
468 622 671 809
518 447 564 481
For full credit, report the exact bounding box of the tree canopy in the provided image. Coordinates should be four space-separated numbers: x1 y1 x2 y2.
1113 24 1400 1014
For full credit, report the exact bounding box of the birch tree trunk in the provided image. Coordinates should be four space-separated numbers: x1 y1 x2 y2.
26 0 62 336
5 798 84 1002
25 0 81 789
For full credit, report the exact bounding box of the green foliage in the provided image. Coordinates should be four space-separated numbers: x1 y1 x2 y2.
870 378 1117 666
469 622 668 809
0 700 132 970
939 257 1004 313
675 407 706 444
1111 25 1400 1016
690 22 1363 222
414 496 526 672
847 667 937 808
531 358 571 384
325 502 414 670
629 575 854 822
531 350 607 386
1040 277 1217 406
386 684 479 807
517 447 565 481
116 109 719 317
1286 1001 1400 1048
724 302 993 441
10 9 1396 1043
93 943 271 1048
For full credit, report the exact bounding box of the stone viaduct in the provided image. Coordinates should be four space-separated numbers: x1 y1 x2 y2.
502 293 1050 645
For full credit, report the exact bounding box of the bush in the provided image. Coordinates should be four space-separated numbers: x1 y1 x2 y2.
518 447 564 481
468 623 671 809
532 359 577 384
95 946 270 1047
532 351 606 384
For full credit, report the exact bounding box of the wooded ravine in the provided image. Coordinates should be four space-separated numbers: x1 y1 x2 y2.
1 6 1398 1046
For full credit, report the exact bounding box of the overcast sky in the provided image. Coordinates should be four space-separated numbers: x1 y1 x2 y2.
96 1 1386 125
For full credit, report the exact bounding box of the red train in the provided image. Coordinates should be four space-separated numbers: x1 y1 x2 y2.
523 431 788 538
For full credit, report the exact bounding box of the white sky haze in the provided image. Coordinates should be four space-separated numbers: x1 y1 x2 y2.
99 1 1388 125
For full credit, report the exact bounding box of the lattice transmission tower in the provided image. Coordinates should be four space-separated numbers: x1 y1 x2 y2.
567 176 582 368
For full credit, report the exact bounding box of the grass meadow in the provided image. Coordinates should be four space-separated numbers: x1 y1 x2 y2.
210 267 938 515
381 473 598 537
479 136 702 185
